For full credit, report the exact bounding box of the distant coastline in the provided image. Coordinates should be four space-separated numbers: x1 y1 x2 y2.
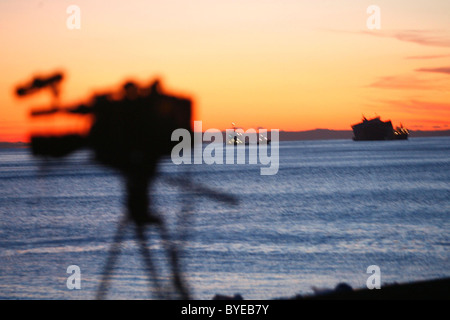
1 129 449 147
0 142 29 149
278 129 450 141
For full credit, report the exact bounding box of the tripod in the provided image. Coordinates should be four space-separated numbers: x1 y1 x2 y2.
95 170 191 300
95 170 237 300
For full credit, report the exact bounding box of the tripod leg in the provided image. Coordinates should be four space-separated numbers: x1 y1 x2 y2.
135 225 167 299
96 217 128 300
158 221 191 300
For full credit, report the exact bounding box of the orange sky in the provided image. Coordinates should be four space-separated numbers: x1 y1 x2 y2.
1 0 449 142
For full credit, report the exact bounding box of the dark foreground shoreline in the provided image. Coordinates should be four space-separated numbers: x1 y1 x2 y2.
212 277 450 300
300 278 450 300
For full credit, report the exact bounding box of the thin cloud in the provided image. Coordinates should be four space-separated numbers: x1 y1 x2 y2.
406 54 450 60
373 99 450 129
325 28 450 48
408 118 450 125
368 75 441 90
379 99 450 112
416 67 450 75
360 29 450 48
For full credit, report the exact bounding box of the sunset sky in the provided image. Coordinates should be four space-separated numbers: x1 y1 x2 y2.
1 0 449 142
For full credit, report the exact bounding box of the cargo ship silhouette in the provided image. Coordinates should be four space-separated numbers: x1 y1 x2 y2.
351 116 409 141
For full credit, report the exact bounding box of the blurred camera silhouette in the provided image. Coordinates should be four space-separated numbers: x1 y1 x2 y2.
16 71 193 224
15 71 194 299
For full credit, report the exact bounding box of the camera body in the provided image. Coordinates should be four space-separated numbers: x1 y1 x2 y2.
30 79 192 175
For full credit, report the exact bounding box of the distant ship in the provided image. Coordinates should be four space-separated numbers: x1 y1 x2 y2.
227 123 271 145
351 116 409 141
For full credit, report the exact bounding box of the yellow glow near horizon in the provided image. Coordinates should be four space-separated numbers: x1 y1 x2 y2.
1 0 449 142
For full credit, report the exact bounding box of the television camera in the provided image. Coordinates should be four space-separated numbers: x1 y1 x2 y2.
15 71 195 298
16 71 192 225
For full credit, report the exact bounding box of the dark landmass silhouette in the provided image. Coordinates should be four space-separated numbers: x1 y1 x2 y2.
278 128 450 140
409 129 450 138
1 129 449 148
0 142 29 148
279 129 353 140
223 128 450 142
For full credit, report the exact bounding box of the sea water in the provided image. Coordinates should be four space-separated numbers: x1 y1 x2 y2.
0 137 449 299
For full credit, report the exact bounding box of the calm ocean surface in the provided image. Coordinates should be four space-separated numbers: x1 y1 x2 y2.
0 137 449 299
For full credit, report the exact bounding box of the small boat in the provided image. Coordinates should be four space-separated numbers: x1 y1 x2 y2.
227 123 271 145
